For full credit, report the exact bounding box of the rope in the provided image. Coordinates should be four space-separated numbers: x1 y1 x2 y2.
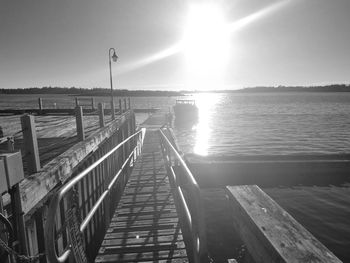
0 237 46 262
0 137 9 144
0 129 25 145
0 212 46 262
12 129 25 137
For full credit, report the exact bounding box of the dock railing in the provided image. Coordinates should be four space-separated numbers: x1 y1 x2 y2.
159 128 208 263
44 127 145 263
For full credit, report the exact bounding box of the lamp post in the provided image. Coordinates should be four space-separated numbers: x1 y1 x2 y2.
109 48 118 119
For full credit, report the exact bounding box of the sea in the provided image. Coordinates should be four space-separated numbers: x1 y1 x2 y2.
1 92 349 261
172 92 350 262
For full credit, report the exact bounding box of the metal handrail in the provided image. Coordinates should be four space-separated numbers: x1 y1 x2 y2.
45 128 146 263
159 128 207 263
159 129 198 187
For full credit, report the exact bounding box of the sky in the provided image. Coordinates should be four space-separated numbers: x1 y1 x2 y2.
1 0 350 90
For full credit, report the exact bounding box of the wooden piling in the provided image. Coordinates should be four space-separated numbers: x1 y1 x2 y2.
75 97 79 107
119 99 122 114
98 103 105 128
111 99 115 120
75 106 85 141
21 114 40 174
91 97 95 110
7 136 14 152
10 184 29 255
128 97 131 109
38 98 43 110
124 98 127 112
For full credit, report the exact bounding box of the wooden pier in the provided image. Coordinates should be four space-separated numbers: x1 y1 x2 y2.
95 130 188 262
0 108 344 263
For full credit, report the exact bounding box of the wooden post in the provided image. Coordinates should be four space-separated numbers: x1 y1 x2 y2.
111 99 115 120
124 98 127 112
98 103 105 128
91 97 95 110
38 97 43 110
75 106 85 141
119 99 122 114
21 114 40 174
10 184 29 255
128 97 131 109
75 97 79 107
7 136 14 152
0 197 9 263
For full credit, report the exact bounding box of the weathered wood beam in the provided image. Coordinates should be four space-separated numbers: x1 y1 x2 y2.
21 114 41 174
75 106 85 141
19 111 133 216
225 185 341 263
98 103 105 128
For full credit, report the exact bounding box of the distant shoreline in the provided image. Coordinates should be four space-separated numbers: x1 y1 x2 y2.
187 84 350 93
1 84 350 95
0 87 184 97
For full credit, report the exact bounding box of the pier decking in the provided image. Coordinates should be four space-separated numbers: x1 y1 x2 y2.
0 115 113 172
95 124 188 261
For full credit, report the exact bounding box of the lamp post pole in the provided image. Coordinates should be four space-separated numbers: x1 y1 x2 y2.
109 48 118 119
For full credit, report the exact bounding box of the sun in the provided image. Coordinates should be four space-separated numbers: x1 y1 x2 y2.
183 3 230 90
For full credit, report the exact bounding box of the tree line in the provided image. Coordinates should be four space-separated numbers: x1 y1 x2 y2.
0 87 183 96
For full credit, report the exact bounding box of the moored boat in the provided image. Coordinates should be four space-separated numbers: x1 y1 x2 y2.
173 99 198 122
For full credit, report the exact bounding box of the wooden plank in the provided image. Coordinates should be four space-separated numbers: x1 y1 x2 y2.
99 241 186 253
102 235 184 246
113 212 179 222
225 185 342 263
95 249 187 262
104 229 180 239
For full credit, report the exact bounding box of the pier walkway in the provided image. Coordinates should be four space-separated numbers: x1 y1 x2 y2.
95 113 188 262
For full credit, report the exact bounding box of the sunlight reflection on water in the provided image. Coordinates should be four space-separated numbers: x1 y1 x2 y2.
193 93 222 155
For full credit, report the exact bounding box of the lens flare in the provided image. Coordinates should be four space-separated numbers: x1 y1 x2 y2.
183 3 230 90
92 0 293 89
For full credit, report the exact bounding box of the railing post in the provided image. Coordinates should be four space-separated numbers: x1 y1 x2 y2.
128 97 131 109
194 189 208 263
98 103 105 128
38 97 43 110
75 97 79 107
75 106 85 141
21 114 40 174
119 99 122 114
124 98 127 112
7 136 14 152
111 99 115 120
10 183 29 256
91 97 95 110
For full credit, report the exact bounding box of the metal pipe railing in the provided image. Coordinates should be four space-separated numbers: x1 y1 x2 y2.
159 128 208 263
45 128 146 263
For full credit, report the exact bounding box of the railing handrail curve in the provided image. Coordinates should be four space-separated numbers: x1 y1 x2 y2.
45 128 146 263
159 128 207 263
159 129 199 187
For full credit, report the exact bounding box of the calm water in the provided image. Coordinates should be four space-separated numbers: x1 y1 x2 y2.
174 92 350 156
172 92 350 262
1 93 350 261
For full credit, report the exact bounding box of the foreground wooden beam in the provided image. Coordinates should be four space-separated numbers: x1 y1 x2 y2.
225 185 341 263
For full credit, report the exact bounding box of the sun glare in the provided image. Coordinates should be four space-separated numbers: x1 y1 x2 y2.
183 3 230 90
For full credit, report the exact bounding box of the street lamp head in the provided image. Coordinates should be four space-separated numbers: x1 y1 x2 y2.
112 51 118 62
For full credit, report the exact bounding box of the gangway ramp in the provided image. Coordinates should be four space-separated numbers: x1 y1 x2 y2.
95 129 188 262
